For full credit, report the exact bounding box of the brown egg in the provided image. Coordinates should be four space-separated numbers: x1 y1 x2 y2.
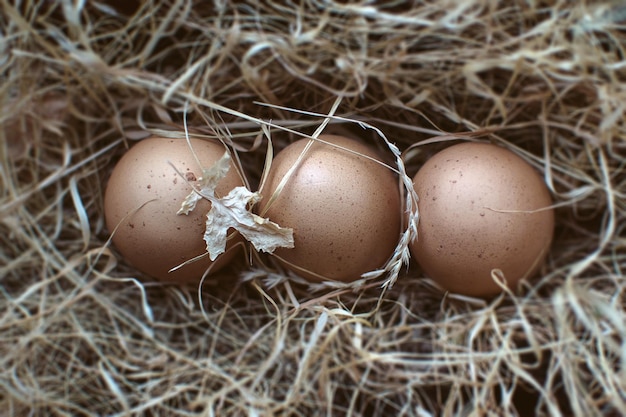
104 137 243 283
410 142 554 297
257 134 402 282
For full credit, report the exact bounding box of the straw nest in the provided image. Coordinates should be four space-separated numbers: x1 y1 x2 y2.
1 1 625 416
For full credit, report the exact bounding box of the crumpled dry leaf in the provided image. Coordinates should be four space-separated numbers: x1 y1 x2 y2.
204 187 294 260
178 150 294 261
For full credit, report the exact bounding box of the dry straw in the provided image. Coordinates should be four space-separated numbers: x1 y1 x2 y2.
1 1 625 416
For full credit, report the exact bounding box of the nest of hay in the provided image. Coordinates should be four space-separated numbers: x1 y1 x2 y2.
1 1 625 416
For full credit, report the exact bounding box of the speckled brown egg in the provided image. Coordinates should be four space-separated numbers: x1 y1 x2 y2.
410 142 554 297
104 137 243 283
257 134 402 282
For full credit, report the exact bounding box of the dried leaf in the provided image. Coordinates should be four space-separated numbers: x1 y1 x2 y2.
204 187 294 260
178 151 294 261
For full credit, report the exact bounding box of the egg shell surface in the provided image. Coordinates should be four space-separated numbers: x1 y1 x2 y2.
258 134 402 282
104 137 243 283
410 142 554 297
